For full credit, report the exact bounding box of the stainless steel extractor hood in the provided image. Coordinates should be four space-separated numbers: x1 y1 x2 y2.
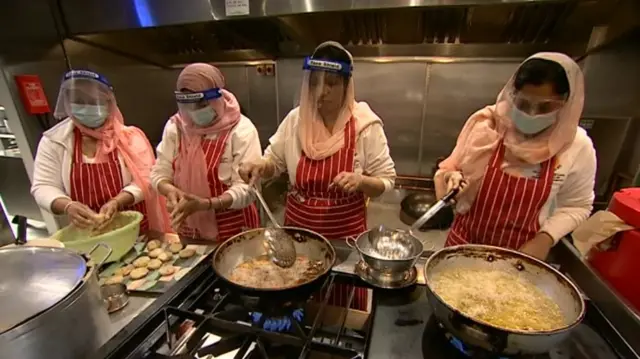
34 0 640 64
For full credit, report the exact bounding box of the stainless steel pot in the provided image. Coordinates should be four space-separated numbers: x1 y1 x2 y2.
347 229 422 275
423 245 585 355
0 244 113 359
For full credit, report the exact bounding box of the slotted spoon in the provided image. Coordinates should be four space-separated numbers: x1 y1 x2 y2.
251 186 297 268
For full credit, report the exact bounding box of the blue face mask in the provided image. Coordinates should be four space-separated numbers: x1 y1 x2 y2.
511 106 557 135
189 106 217 127
70 104 109 128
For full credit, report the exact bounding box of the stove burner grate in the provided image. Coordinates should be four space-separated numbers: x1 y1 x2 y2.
144 273 369 359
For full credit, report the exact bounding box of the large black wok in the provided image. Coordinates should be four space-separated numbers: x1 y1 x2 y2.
424 245 585 355
212 227 336 303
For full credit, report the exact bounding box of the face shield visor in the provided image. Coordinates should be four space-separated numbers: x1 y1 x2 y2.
508 90 567 116
175 88 222 127
299 56 355 127
54 70 114 128
496 76 569 135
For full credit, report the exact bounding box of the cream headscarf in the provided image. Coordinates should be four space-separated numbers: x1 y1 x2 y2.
298 41 381 160
438 52 585 213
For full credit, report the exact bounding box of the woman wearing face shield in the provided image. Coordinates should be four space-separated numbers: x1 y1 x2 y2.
240 42 397 309
434 53 596 260
151 63 261 241
31 70 166 233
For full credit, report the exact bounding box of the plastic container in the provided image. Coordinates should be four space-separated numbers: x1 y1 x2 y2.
588 188 640 313
51 211 142 263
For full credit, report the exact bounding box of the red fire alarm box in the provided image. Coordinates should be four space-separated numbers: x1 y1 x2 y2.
14 75 51 115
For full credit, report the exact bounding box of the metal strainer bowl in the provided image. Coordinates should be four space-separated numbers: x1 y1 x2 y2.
346 228 423 275
365 225 419 260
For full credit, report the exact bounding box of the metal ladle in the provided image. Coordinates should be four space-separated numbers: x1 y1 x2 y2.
251 186 297 268
369 188 460 258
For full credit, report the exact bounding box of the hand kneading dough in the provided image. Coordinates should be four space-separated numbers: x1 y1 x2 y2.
130 267 149 280
148 248 164 258
179 248 195 258
115 264 134 276
158 266 176 276
105 275 124 285
169 243 183 254
133 256 151 268
146 240 161 251
157 252 171 262
147 258 162 270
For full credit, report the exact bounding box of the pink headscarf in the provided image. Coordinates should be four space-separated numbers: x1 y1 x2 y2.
172 63 242 240
298 41 381 160
438 52 585 213
71 106 170 233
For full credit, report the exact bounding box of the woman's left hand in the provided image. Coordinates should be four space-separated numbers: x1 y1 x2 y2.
170 193 209 229
519 232 554 260
331 172 363 193
97 199 119 228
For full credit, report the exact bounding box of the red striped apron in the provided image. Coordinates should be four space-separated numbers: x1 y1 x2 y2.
445 141 555 249
70 128 149 232
175 130 260 241
284 118 369 310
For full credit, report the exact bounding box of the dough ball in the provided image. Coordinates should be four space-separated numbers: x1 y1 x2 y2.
94 213 107 226
157 252 171 262
148 248 164 258
179 248 195 259
169 243 183 254
158 266 176 276
133 256 151 268
130 267 149 280
147 258 162 270
105 275 124 285
146 240 161 251
115 264 134 277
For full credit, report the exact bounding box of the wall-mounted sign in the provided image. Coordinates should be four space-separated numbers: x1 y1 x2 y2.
14 75 50 115
225 0 249 17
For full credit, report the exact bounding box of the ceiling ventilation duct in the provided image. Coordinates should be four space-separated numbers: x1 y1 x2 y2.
33 0 638 64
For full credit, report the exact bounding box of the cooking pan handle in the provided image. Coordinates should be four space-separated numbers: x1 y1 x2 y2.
345 236 357 249
88 243 113 268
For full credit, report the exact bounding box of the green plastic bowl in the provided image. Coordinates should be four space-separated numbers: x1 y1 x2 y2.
51 211 142 263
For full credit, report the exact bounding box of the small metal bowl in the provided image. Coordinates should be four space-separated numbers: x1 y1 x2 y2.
347 229 422 275
100 283 129 313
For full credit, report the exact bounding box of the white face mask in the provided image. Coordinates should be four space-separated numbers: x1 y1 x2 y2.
70 103 109 128
189 106 217 127
511 106 557 135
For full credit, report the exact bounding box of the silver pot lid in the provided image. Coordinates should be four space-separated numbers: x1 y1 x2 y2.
0 246 87 334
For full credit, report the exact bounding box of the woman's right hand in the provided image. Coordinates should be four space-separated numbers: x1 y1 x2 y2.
165 187 185 213
239 160 267 186
65 202 99 229
443 171 468 197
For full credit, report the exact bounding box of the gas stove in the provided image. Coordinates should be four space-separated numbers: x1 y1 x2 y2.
97 247 629 359
419 315 620 359
132 271 371 359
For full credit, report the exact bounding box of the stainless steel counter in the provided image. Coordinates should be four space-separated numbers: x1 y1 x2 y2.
103 296 155 346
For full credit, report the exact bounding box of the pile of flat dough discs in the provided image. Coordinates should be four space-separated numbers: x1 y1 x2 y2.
104 239 196 285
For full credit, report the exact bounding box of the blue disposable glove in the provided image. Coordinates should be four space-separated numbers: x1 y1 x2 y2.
250 308 304 332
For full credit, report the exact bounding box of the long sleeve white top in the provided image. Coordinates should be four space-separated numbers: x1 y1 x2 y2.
436 127 596 243
150 115 261 209
264 107 397 193
31 118 143 212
